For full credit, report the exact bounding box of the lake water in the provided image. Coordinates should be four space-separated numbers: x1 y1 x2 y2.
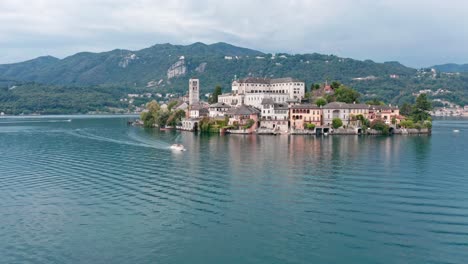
0 116 467 263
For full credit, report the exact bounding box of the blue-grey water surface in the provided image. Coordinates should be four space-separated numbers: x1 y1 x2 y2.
0 116 467 263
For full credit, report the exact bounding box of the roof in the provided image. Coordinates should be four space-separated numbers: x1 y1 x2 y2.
199 108 209 115
175 102 188 110
274 103 289 110
209 102 231 108
261 98 275 105
368 105 399 111
323 102 368 109
190 102 208 110
236 77 303 84
291 104 322 109
228 104 260 116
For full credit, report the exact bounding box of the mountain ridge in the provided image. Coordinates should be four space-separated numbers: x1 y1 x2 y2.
432 63 468 73
0 42 467 115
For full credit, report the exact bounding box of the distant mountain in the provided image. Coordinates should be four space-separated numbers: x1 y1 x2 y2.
0 42 264 86
0 42 416 89
0 56 59 80
432 63 468 73
0 42 467 115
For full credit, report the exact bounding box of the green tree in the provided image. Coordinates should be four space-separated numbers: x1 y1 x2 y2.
146 100 160 113
366 99 385 105
400 102 412 116
331 81 341 89
334 85 360 103
167 100 178 111
243 119 255 129
332 118 343 129
208 85 222 104
140 111 155 127
412 94 432 122
140 100 161 127
325 94 335 103
415 94 432 111
371 119 390 135
400 119 415 128
315 97 327 107
166 109 186 126
157 111 171 127
305 123 316 130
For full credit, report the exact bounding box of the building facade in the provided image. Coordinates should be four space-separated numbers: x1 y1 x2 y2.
368 105 401 124
259 98 289 131
209 102 231 118
322 102 369 127
189 103 208 118
227 105 261 132
218 77 305 108
290 104 323 129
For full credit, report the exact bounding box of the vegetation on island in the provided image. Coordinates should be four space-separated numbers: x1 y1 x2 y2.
198 116 231 133
332 85 361 104
314 98 327 107
332 118 343 129
305 123 316 130
208 85 223 104
323 86 433 134
399 94 433 129
139 100 185 128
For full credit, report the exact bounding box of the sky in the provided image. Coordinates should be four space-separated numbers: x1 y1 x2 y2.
1 0 467 67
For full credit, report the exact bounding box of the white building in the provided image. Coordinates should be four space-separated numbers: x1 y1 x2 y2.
209 102 231 118
218 77 305 108
322 102 369 127
189 103 208 118
178 118 199 131
259 98 289 131
189 78 200 105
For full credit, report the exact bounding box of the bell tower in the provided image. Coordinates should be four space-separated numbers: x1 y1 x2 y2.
189 78 199 105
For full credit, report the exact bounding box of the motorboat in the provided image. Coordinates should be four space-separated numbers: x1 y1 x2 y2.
170 144 186 151
453 129 460 133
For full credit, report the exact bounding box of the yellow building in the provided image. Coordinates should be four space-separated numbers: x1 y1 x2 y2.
290 104 322 129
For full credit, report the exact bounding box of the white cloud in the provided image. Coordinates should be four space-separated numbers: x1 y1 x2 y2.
0 0 468 66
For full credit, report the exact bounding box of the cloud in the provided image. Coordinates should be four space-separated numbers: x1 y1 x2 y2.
0 0 468 67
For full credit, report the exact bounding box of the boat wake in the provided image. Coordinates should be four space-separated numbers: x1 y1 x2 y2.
0 119 72 124
67 129 170 149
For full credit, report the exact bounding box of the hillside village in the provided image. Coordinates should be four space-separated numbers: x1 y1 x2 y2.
138 77 435 135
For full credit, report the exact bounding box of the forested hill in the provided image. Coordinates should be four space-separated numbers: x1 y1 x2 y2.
0 42 416 90
0 42 467 114
432 63 468 73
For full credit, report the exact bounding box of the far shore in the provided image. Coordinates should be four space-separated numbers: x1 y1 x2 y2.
0 113 140 118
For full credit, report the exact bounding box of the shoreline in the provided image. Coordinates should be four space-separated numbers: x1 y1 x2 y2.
0 113 140 119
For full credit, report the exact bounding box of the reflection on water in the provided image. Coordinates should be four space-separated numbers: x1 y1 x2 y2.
0 116 467 264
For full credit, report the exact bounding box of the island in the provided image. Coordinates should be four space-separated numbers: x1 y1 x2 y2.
137 77 433 136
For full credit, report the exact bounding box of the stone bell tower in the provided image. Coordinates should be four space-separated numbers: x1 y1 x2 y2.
189 78 199 105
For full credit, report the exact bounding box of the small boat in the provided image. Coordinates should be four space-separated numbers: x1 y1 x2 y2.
453 129 460 133
170 144 186 151
324 132 329 136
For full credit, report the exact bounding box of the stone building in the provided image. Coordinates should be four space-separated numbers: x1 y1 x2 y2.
189 78 200 105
